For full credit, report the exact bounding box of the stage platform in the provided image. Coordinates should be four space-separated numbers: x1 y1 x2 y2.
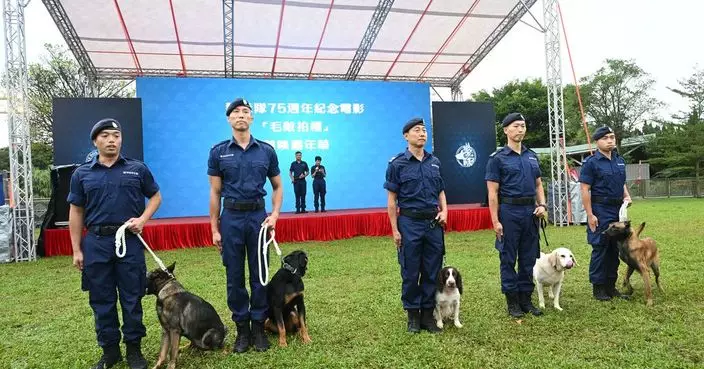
42 205 492 257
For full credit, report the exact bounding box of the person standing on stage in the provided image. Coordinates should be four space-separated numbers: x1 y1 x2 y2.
69 118 161 369
311 155 327 212
384 117 447 334
208 97 283 353
289 151 309 214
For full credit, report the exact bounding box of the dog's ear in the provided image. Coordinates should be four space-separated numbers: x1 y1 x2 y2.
572 254 578 267
455 269 463 295
548 251 558 269
625 220 631 228
167 262 176 273
436 268 446 292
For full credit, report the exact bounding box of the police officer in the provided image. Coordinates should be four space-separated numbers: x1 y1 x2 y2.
69 118 162 369
208 98 283 353
485 113 546 318
289 151 309 213
384 117 447 333
311 155 327 212
579 126 632 301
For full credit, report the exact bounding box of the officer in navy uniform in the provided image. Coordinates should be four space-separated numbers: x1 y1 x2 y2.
68 118 162 369
485 112 546 318
289 151 309 213
384 117 448 333
579 126 632 301
208 98 283 353
311 155 327 212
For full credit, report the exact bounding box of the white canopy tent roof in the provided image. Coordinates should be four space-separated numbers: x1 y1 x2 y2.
43 0 537 87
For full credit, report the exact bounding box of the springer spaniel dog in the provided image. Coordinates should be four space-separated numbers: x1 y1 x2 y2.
433 266 463 329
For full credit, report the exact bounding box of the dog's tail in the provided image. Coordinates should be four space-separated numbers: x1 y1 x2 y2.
636 222 646 237
203 326 226 349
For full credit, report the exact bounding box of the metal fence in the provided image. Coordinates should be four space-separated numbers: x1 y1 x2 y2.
627 178 704 198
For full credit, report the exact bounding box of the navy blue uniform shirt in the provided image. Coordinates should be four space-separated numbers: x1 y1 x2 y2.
312 164 326 179
290 161 309 179
579 150 626 199
67 155 159 227
207 136 281 201
384 150 445 211
485 145 541 198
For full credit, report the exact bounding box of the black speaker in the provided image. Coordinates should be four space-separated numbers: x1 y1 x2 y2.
51 165 78 225
37 164 79 257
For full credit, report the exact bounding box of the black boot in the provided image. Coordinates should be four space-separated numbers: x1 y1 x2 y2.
314 207 319 213
606 280 630 300
505 292 524 318
518 292 543 316
321 207 326 213
420 308 441 333
406 309 420 333
233 321 251 353
593 284 612 301
125 341 147 369
91 345 122 369
251 320 270 352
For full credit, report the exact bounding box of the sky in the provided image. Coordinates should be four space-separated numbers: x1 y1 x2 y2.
1 0 702 148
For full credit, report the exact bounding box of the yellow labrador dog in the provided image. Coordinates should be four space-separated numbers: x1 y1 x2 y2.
533 247 577 311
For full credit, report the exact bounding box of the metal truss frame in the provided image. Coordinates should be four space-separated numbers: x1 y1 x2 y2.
223 0 234 77
449 0 537 87
543 0 569 226
345 0 394 80
94 67 455 86
3 0 35 261
42 0 96 81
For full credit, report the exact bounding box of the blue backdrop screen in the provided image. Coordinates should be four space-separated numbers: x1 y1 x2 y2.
137 77 431 218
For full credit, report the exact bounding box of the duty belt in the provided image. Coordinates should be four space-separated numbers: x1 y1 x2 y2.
89 224 130 236
499 196 535 205
399 208 438 220
223 198 265 211
592 196 622 205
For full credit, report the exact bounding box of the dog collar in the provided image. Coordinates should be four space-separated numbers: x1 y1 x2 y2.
282 262 298 275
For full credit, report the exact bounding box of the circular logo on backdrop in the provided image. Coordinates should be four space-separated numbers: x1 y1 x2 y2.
455 143 477 168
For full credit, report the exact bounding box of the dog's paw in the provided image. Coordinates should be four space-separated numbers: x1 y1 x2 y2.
555 305 563 311
646 299 654 307
436 321 444 329
539 303 546 309
454 321 463 329
548 291 555 298
302 335 312 344
166 363 176 369
278 340 288 348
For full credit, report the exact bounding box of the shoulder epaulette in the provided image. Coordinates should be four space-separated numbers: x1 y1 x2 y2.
388 152 404 163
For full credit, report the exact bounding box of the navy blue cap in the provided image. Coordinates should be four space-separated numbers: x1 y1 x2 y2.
226 98 252 116
592 126 615 141
90 118 121 140
402 118 425 134
501 112 525 127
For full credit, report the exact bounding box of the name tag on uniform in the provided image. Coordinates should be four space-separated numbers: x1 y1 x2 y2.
617 163 625 166
529 157 538 161
431 164 439 168
122 171 139 176
220 154 234 158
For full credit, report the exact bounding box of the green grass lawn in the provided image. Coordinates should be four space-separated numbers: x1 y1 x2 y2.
1 198 703 369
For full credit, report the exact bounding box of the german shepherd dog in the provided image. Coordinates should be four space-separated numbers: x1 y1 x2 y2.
264 250 312 347
146 263 227 369
603 221 663 306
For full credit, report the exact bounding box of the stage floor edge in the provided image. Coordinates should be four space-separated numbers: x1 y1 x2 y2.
42 205 492 257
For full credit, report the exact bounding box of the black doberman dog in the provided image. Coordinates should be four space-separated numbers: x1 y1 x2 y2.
264 250 311 347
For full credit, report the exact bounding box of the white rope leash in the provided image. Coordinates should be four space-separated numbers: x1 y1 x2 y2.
619 200 630 222
258 223 281 287
115 222 171 274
